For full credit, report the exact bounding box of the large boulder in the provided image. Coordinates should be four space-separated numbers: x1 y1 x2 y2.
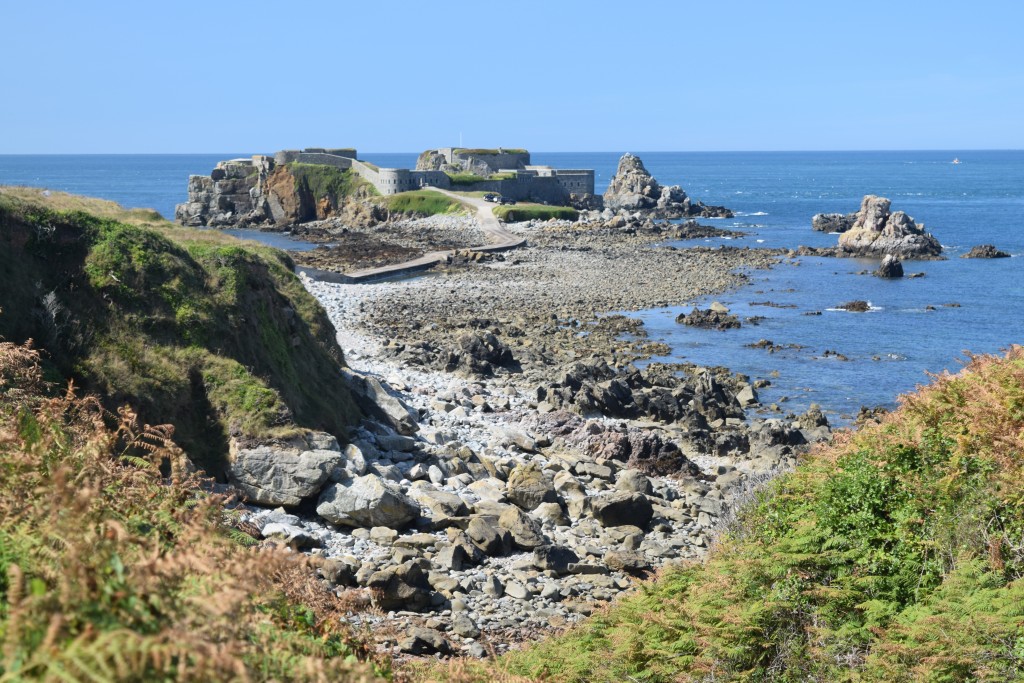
591 492 654 528
837 195 943 259
366 560 433 612
506 463 557 511
316 474 419 529
603 153 732 218
498 506 548 549
341 369 419 435
227 439 340 506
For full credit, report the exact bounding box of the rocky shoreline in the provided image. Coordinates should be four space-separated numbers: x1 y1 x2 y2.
228 214 835 663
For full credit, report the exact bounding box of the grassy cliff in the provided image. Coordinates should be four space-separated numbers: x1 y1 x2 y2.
0 187 361 475
427 348 1024 682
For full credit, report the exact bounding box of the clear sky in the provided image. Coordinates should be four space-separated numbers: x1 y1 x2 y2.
3 0 1022 153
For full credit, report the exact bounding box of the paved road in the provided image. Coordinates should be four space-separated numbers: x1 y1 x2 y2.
342 188 525 282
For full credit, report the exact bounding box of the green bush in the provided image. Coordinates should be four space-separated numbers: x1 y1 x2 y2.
493 205 578 222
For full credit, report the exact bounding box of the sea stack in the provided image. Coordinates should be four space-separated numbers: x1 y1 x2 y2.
603 153 733 218
836 195 943 260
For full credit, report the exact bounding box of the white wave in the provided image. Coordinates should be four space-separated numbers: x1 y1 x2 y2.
749 211 768 216
756 239 765 243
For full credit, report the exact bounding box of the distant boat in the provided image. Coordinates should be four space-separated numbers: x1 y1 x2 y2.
952 158 962 164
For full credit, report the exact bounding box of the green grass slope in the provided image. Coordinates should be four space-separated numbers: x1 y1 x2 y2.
0 187 361 475
429 348 1024 682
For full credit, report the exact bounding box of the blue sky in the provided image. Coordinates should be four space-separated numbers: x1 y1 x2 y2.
3 0 1021 152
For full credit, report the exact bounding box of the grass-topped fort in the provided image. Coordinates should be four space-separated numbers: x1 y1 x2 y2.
175 147 596 228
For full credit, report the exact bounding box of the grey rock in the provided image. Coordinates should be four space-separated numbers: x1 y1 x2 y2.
532 545 580 575
498 506 548 549
504 581 532 600
452 614 481 639
962 244 1011 258
466 516 513 556
228 444 339 506
260 522 321 549
399 626 451 655
342 368 419 435
604 549 652 574
615 469 652 495
837 195 943 260
811 212 857 233
875 254 904 278
591 492 654 529
316 474 419 529
367 560 433 612
506 463 557 511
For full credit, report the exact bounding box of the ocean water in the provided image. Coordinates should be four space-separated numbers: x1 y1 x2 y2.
1 151 1021 420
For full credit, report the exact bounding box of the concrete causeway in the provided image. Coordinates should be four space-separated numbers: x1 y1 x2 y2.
311 189 526 284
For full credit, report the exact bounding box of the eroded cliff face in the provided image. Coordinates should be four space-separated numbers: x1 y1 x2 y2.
176 157 382 229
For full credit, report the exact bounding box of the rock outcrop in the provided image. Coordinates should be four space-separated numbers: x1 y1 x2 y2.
962 244 1010 259
875 254 904 278
176 155 381 229
836 195 943 259
603 153 733 218
811 212 857 233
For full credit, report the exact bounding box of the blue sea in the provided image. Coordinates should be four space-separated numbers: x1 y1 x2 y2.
2 151 1021 421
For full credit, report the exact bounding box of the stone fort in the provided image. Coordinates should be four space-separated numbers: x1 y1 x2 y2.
271 147 595 203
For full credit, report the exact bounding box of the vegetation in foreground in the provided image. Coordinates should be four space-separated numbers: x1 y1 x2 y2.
421 348 1024 682
493 204 579 222
0 338 386 681
375 190 466 216
0 187 361 476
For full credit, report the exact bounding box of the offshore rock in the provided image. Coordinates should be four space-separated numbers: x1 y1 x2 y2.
837 195 943 259
875 254 904 278
962 244 1011 259
811 212 857 233
603 153 733 218
675 307 742 330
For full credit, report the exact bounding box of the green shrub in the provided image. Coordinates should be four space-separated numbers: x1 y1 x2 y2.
493 205 578 222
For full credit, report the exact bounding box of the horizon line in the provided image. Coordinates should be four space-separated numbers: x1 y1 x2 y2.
1 148 1023 156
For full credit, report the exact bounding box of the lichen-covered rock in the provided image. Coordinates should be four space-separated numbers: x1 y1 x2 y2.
506 463 557 510
837 195 943 259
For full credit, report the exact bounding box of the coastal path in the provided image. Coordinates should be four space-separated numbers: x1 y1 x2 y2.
327 188 526 283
